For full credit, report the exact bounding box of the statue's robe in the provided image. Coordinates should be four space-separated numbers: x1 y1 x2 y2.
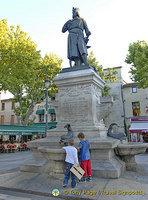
62 17 91 61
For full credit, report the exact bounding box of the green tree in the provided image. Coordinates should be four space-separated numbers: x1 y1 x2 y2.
125 40 148 88
87 51 118 96
0 19 62 125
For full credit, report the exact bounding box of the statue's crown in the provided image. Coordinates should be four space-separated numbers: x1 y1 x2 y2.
72 7 80 13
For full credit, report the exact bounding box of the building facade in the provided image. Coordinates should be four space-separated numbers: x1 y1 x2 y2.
123 83 148 120
103 66 125 131
122 83 148 142
0 98 17 125
0 95 57 142
0 97 56 126
103 67 148 142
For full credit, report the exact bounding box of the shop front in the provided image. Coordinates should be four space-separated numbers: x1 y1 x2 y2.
0 125 46 143
0 122 57 142
129 117 148 143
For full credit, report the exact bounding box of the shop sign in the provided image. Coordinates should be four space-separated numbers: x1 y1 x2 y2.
0 131 21 135
37 103 53 109
131 117 148 122
22 132 33 135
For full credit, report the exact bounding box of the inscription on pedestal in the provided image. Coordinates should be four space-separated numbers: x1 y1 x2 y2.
59 84 91 98
60 99 89 123
54 69 106 127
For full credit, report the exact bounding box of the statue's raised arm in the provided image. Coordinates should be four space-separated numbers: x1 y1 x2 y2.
62 7 91 67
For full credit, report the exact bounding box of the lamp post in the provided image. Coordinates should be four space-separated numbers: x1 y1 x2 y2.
45 78 51 137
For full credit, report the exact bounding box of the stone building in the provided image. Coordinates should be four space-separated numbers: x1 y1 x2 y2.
103 67 148 141
123 83 148 122
103 66 125 131
122 83 148 142
0 97 56 126
31 98 56 124
0 98 17 125
0 94 57 142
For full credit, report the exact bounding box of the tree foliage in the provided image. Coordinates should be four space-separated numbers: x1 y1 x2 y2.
125 40 148 88
87 51 118 96
0 19 62 125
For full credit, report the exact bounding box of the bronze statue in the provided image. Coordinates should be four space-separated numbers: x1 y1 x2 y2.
59 124 74 145
107 123 127 141
62 7 91 67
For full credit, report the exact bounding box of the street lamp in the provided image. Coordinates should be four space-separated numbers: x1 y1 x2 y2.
45 78 51 137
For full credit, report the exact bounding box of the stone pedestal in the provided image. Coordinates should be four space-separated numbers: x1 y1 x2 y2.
22 66 125 178
51 65 108 140
54 66 105 127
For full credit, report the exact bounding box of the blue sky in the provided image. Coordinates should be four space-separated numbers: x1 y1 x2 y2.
0 0 148 83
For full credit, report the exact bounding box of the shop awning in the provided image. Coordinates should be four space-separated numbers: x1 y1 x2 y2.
36 109 45 114
33 122 57 129
0 132 22 135
0 123 57 136
129 122 148 133
0 125 45 136
48 109 55 114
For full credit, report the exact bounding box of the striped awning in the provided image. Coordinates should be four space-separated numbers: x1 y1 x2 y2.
129 122 148 133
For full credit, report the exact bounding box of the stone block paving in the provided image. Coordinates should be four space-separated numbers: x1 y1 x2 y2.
0 151 148 200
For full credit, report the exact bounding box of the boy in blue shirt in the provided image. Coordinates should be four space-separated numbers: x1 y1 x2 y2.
77 132 92 182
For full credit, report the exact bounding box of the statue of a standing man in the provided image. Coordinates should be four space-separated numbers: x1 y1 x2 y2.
62 7 91 67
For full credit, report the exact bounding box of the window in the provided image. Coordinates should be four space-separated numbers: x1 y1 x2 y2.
132 102 140 116
11 115 15 125
0 116 4 125
1 103 5 111
39 114 44 122
11 102 15 110
51 97 55 101
132 87 137 93
50 113 56 121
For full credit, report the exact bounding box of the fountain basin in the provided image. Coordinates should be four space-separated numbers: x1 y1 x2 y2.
115 142 148 171
38 146 65 160
36 139 125 179
37 147 65 177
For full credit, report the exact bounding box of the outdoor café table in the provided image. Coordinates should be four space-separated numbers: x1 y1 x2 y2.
0 145 5 153
20 143 27 151
7 144 16 153
4 144 9 153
